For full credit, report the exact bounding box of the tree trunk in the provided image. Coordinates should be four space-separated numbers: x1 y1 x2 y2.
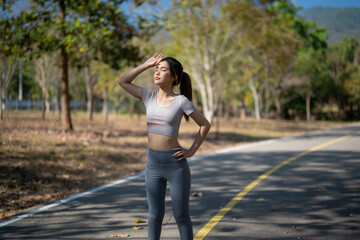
19 61 23 101
113 94 126 114
53 95 60 117
263 55 271 119
249 77 261 121
240 99 246 120
338 100 346 120
215 97 222 140
102 86 109 123
87 93 93 120
189 66 214 123
0 55 15 120
0 54 6 120
274 97 281 119
129 97 135 118
136 101 141 120
306 91 311 121
41 89 51 120
60 0 73 131
84 66 94 121
42 97 46 120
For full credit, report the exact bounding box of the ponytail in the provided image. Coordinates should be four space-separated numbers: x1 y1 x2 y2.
179 71 192 122
162 57 194 122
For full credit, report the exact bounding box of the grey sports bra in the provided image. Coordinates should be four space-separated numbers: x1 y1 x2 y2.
141 88 196 137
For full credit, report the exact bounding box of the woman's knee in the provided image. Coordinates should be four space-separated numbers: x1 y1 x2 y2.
149 211 165 223
174 212 190 224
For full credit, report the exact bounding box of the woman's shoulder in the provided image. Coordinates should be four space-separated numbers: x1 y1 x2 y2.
177 94 192 103
142 88 158 96
141 87 157 103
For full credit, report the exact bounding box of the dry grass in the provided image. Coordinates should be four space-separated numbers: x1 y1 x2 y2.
0 110 350 219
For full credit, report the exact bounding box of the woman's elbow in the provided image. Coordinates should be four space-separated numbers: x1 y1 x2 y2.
117 78 126 88
204 120 211 132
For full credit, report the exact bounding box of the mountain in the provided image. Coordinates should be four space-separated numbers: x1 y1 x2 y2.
302 6 360 44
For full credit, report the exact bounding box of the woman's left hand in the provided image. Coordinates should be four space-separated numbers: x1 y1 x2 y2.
172 147 194 161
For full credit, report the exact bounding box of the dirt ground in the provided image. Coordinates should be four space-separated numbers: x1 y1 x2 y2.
0 110 351 219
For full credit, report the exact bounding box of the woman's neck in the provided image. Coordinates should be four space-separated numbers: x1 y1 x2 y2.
158 86 174 98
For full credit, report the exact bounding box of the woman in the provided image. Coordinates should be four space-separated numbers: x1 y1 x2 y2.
117 53 211 240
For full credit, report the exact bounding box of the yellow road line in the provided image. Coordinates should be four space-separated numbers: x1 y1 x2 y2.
194 135 351 240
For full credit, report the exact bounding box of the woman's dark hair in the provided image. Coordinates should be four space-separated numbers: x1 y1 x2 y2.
162 57 193 121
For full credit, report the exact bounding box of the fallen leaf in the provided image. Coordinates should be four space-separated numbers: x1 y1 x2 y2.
117 163 124 168
349 213 354 217
135 219 144 223
256 198 264 201
290 226 296 229
317 186 325 191
192 192 203 197
133 226 143 230
110 233 130 238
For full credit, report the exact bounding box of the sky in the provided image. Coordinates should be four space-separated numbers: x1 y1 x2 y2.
157 0 360 10
2 0 360 20
126 0 360 19
291 0 360 10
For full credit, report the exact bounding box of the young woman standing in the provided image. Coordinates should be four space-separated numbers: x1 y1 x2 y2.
118 53 211 240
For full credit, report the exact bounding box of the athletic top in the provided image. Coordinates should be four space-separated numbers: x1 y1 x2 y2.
141 87 196 137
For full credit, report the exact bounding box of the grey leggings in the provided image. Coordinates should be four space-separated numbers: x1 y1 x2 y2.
145 148 193 240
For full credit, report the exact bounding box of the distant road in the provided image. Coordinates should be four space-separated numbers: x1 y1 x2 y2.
1 124 359 239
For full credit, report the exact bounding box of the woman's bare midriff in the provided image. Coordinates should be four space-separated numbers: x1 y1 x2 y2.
147 132 180 150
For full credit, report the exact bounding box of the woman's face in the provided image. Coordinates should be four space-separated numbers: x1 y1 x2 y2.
154 61 174 87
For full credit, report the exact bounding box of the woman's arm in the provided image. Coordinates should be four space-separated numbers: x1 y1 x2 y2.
173 110 211 160
117 53 163 100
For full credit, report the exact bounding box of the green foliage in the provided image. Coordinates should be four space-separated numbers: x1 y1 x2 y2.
1 0 158 67
8 62 39 100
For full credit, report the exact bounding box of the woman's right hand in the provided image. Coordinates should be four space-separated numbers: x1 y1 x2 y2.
144 53 164 68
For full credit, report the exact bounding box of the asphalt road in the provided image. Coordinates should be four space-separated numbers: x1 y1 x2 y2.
1 124 360 240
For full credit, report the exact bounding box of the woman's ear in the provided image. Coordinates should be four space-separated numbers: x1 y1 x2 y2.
172 75 177 85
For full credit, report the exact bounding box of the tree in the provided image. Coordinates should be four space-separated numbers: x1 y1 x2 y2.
224 0 302 120
0 55 17 119
4 0 153 130
165 0 238 123
327 38 359 119
93 61 118 123
295 48 327 120
291 7 328 121
0 1 19 119
33 52 61 120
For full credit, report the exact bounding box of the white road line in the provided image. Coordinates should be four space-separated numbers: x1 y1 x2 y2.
0 172 145 227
